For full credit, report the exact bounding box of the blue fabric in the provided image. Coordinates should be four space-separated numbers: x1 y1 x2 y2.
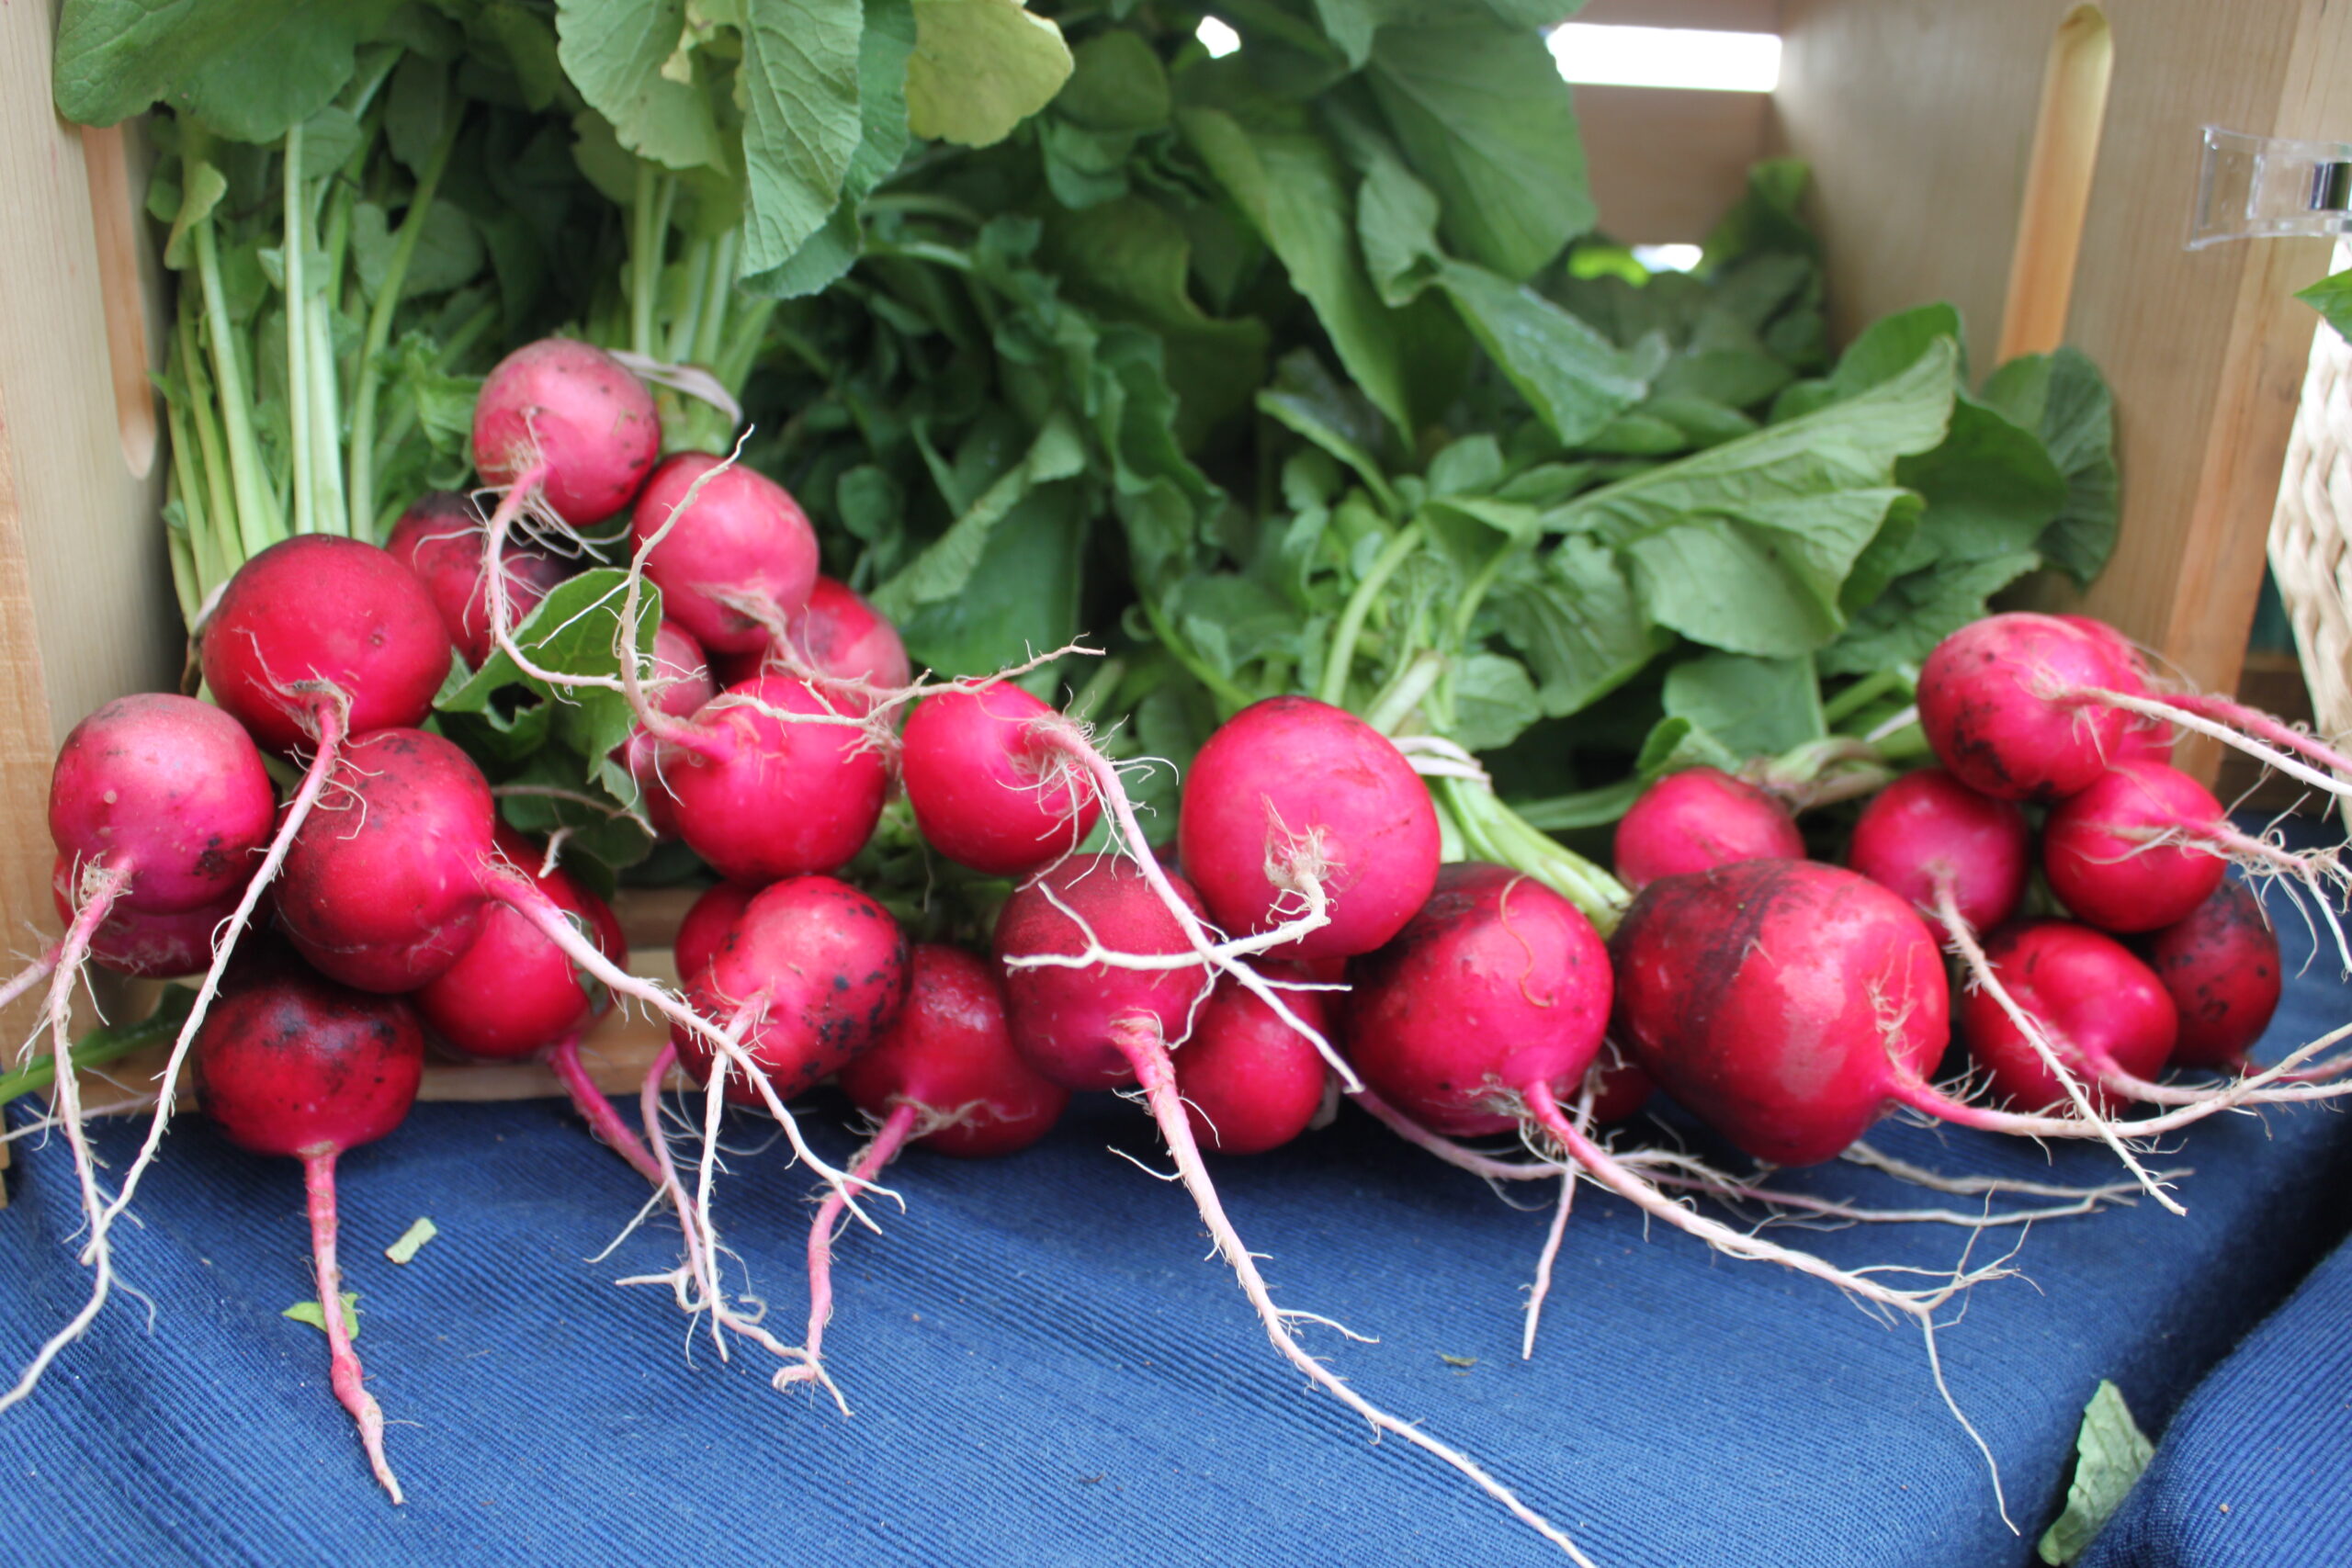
3 891 2348 1567
2083 1210 2352 1566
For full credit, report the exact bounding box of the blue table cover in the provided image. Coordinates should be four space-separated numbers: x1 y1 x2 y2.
2083 1211 2352 1566
5 884 2349 1567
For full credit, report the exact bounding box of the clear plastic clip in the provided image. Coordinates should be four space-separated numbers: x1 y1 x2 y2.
2190 126 2352 248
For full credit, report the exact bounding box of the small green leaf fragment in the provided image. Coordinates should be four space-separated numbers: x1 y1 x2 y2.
284 1292 362 1338
384 1218 439 1265
2038 1380 2154 1565
1438 1353 1476 1368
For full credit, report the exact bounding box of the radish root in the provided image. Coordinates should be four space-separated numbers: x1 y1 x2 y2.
1109 1017 1598 1566
301 1149 401 1503
778 1100 926 1408
547 1032 663 1186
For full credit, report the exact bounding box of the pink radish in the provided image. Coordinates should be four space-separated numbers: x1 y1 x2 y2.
992 848 1587 1557
384 491 571 668
201 536 451 756
2041 762 2236 933
901 683 1102 877
470 339 661 528
1 693 278 1411
616 619 717 840
715 576 912 704
1611 767 1804 891
1176 969 1331 1155
191 963 425 1501
51 863 239 979
1583 1046 1655 1124
673 879 754 986
672 874 910 1104
2143 881 2283 1070
650 673 889 884
1848 770 2030 934
1178 695 1439 961
1922 612 2352 806
793 945 1069 1401
1959 920 2175 1113
629 452 819 656
2058 616 2170 763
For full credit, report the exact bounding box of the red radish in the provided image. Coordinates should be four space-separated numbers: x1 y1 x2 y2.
630 453 820 656
673 880 754 986
651 673 889 884
1848 770 2030 934
901 683 1101 877
1176 971 1331 1156
0 694 279 1411
1923 612 2352 806
1583 1047 1655 1124
672 874 910 1105
384 491 572 668
617 619 717 839
2143 882 2283 1070
2059 616 2170 763
992 848 1583 1557
2042 762 2233 933
191 963 424 1501
52 860 236 978
1919 613 2136 801
1961 921 2177 1112
469 339 661 528
1611 768 1804 891
1178 695 1439 961
716 577 913 703
1344 864 1611 1138
792 946 1071 1403
201 536 451 757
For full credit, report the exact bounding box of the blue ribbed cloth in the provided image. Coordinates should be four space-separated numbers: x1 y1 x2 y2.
3 875 2347 1566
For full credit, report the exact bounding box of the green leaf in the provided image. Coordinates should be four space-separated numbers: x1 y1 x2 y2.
736 0 865 276
438 570 667 779
2037 1382 2154 1565
558 0 729 172
747 0 918 298
164 162 229 271
892 483 1090 673
2299 268 2352 343
1823 547 2041 677
1452 653 1541 752
1489 535 1666 718
385 54 453 177
1663 650 1824 760
1438 259 1647 446
1054 28 1168 131
871 410 1088 616
1979 346 2119 587
284 1292 362 1339
1367 16 1592 281
1181 107 1419 435
1356 149 1445 310
906 0 1072 147
383 1217 439 1264
173 6 377 143
54 0 309 128
1895 394 2067 561
352 199 486 302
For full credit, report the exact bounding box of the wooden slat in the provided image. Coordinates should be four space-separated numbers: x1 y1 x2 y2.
1577 0 1781 31
1774 0 2352 782
1580 84 1774 243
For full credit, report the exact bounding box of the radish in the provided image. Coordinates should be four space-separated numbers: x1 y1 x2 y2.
469 339 661 529
52 863 239 979
2041 761 2304 935
384 491 571 669
1583 1045 1655 1124
715 576 912 705
191 962 424 1501
1959 920 2176 1113
0 694 277 1411
993 850 1584 1559
2143 881 2283 1070
671 874 910 1104
411 826 656 1183
2058 615 2170 763
650 673 889 884
1177 695 1439 961
1921 612 2352 805
629 452 819 656
1175 969 1332 1156
900 682 1102 877
791 944 1069 1403
1611 767 1804 891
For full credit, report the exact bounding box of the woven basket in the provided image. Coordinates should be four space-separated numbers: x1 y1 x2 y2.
2269 238 2352 747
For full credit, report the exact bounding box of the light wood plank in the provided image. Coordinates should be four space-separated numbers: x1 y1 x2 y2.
1581 84 1773 243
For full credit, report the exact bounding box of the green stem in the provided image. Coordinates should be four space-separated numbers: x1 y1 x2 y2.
192 219 281 556
164 396 224 606
348 113 460 536
665 234 715 365
1363 650 1445 736
714 297 776 392
865 192 987 227
1822 667 1909 728
692 230 740 371
1436 776 1630 934
1318 522 1423 708
0 987 194 1105
283 121 313 536
630 164 661 358
1064 656 1128 724
1138 594 1254 715
176 303 242 587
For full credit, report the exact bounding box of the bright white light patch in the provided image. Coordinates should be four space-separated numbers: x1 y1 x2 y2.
1632 243 1703 273
1549 24 1781 92
1197 17 1241 58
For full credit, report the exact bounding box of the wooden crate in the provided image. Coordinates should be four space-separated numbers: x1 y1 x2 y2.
7 0 2352 1123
